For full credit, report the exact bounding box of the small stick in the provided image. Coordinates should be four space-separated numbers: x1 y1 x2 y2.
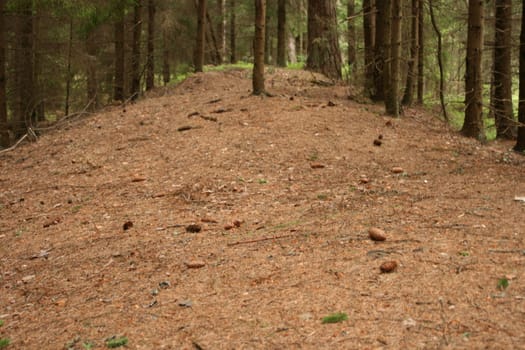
227 233 296 246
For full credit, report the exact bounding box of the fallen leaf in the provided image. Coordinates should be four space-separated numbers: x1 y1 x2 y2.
310 163 325 169
123 221 133 231
185 224 202 233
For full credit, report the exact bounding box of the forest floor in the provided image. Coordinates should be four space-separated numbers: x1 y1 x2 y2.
1 68 525 349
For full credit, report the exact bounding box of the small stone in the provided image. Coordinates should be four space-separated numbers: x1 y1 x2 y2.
159 281 171 289
402 317 417 329
373 139 382 146
55 298 67 307
123 221 133 231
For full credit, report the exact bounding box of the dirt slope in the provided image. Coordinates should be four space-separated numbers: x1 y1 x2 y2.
1 68 525 349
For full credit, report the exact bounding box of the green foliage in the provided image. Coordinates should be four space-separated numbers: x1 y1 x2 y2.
497 278 509 291
0 320 3 327
0 338 10 349
322 312 348 324
106 336 128 348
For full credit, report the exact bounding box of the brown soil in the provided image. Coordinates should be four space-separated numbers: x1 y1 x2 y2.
1 69 525 349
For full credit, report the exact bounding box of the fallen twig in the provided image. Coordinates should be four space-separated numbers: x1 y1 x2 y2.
227 233 297 246
0 134 29 155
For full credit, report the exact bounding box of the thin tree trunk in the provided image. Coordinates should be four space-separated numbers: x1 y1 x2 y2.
363 0 375 96
264 7 271 65
206 10 222 64
195 0 206 71
253 0 266 95
462 0 484 140
428 0 448 121
386 0 401 117
146 0 156 91
277 0 287 67
65 17 73 116
130 0 142 99
14 0 34 138
306 0 342 80
417 0 424 104
0 0 8 147
347 0 356 72
402 0 418 106
373 0 389 101
217 0 225 62
514 0 525 151
229 0 237 63
86 32 98 110
493 0 515 139
114 4 125 101
162 28 170 85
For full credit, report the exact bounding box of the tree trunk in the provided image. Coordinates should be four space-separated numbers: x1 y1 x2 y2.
264 6 271 65
462 0 484 140
347 0 356 72
229 0 237 63
515 0 525 152
217 0 225 62
363 0 375 96
417 0 424 104
195 0 206 71
277 0 287 67
146 0 156 91
86 31 98 110
130 0 142 99
162 28 170 85
373 0 389 101
114 3 125 101
493 0 515 139
253 0 266 95
428 0 448 121
306 0 342 80
206 10 222 64
385 0 400 117
0 0 8 147
402 0 418 106
65 17 74 116
13 0 34 138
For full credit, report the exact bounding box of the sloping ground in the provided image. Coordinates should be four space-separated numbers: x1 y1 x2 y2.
1 69 524 349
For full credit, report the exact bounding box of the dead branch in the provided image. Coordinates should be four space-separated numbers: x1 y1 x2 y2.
0 134 29 155
227 233 297 246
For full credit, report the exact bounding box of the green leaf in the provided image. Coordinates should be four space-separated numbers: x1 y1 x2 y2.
322 312 348 324
497 278 509 291
106 336 128 348
0 320 4 327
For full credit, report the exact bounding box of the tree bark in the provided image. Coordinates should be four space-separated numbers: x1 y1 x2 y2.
277 0 287 67
515 0 525 152
86 31 98 110
0 0 8 147
114 3 125 101
130 0 142 99
195 0 206 71
363 0 375 96
13 0 34 138
428 0 448 121
162 28 170 85
347 0 356 72
402 0 418 106
306 0 342 80
253 0 266 95
229 0 237 63
146 0 156 91
217 0 225 62
462 0 484 140
417 0 424 104
373 0 389 101
493 0 515 139
385 0 400 117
